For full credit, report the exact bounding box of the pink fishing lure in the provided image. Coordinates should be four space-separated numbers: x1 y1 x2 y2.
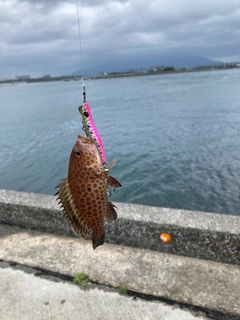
79 101 107 167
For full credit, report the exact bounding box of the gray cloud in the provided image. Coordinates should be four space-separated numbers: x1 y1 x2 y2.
1 0 240 78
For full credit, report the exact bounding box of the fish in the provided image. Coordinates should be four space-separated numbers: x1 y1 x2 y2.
79 101 107 167
55 134 121 249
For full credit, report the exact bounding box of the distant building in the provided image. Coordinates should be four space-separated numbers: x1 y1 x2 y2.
42 75 51 79
15 75 31 80
0 77 12 82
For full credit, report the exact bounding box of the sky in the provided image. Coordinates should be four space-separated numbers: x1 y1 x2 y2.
1 0 240 78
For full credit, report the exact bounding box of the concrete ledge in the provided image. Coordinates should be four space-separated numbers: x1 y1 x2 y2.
0 225 239 316
0 189 239 265
0 267 206 320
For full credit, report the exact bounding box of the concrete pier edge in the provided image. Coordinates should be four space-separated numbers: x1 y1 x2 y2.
0 189 239 265
0 189 240 316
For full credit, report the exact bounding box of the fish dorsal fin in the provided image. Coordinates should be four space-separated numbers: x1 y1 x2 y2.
56 178 91 240
108 175 122 188
71 220 91 240
106 201 117 221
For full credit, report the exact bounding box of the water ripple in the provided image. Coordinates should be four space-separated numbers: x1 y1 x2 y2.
1 70 240 215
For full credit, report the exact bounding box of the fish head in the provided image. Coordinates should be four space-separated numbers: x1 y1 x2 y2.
69 135 102 177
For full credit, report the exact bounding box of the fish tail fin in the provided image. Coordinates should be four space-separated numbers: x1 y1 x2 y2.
106 201 117 221
92 227 105 250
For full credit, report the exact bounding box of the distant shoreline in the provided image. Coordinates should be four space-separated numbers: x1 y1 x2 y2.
1 65 239 84
88 65 239 80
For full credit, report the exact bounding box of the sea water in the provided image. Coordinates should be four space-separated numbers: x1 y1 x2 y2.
1 69 240 215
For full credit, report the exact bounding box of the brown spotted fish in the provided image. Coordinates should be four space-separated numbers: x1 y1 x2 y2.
55 135 121 249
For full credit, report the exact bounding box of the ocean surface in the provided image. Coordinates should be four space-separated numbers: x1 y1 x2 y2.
1 69 240 215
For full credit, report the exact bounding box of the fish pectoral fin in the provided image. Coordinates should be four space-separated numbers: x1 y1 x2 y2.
106 201 117 221
108 175 122 188
107 158 116 171
92 227 105 250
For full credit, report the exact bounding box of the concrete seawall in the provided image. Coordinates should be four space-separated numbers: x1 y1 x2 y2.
0 189 239 265
0 189 240 317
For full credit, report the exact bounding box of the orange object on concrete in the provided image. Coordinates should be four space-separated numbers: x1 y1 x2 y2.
159 233 172 243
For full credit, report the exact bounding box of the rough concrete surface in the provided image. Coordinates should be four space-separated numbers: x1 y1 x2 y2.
0 189 239 265
0 267 207 320
0 225 239 317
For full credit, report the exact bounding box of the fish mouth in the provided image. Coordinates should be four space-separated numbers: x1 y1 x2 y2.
77 134 90 142
76 135 93 149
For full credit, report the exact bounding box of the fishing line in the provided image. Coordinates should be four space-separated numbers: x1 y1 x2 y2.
75 0 109 173
76 0 86 101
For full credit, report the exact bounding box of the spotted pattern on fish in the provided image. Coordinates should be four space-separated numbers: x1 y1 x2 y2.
55 135 121 249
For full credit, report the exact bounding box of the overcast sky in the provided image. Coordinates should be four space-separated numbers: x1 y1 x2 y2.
1 0 240 78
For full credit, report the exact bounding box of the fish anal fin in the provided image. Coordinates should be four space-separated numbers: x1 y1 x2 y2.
106 201 117 221
108 175 122 188
92 227 105 249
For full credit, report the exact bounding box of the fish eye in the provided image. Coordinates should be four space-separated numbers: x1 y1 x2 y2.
83 111 89 118
75 150 81 157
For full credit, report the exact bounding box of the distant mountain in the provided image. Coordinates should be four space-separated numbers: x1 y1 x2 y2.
158 55 224 69
71 55 225 76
